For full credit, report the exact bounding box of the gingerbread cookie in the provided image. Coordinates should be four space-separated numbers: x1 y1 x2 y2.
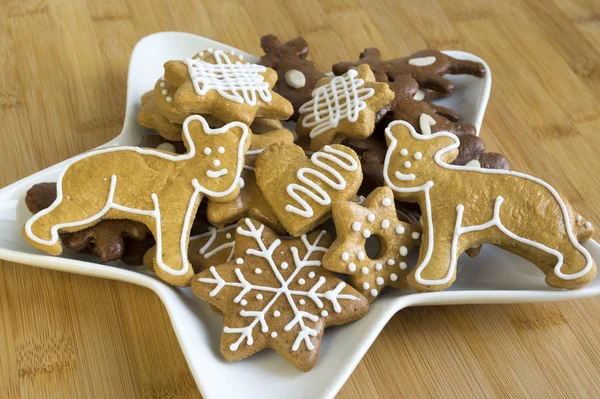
192 218 368 371
255 143 362 236
383 121 596 291
297 64 394 151
258 34 326 121
323 187 420 301
333 48 486 96
166 49 293 125
138 90 183 141
25 182 154 265
23 115 251 286
189 224 236 272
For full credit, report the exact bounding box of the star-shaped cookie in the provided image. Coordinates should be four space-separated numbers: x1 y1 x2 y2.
322 187 420 301
192 218 368 371
296 64 394 151
166 49 293 125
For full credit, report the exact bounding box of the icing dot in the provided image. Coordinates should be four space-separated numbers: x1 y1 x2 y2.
376 277 384 286
281 262 288 270
363 229 371 238
239 178 245 188
271 332 278 338
400 262 408 270
352 222 361 232
400 148 408 156
576 215 583 222
414 152 423 160
160 77 165 81
241 299 248 306
585 222 592 228
361 267 369 275
400 246 408 256
256 293 263 300
226 233 232 239
404 161 412 168
298 278 306 285
308 271 315 278
218 146 225 154
341 252 350 261
370 289 378 297
382 197 392 206
409 56 437 66
255 268 262 274
412 232 420 239
321 310 329 317
348 263 357 272
166 96 173 103
363 282 370 290
299 299 306 305
357 251 365 261
274 310 281 317
390 273 398 281
381 219 390 229
156 143 176 152
284 69 307 89
236 258 244 264
413 89 425 101
161 89 168 95
375 263 383 271
395 226 405 234
160 81 166 87
367 213 376 222
204 147 212 155
213 159 221 167
387 259 395 265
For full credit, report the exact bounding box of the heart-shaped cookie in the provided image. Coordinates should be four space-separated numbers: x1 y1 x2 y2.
256 143 362 236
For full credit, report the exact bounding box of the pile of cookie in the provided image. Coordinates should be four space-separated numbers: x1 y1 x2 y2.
22 34 596 371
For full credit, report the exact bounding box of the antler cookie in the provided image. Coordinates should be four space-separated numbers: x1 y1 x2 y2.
255 142 363 236
258 34 326 121
189 224 236 272
166 49 293 125
333 48 486 96
192 218 368 371
296 64 394 151
323 187 420 301
383 121 596 291
23 115 251 286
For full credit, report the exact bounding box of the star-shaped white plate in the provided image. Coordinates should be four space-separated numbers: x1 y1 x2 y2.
1 32 598 399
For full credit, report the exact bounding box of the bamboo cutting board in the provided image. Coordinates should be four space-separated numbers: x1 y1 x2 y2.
1 0 600 397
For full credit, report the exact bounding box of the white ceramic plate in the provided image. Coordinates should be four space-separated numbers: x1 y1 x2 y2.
1 32 598 399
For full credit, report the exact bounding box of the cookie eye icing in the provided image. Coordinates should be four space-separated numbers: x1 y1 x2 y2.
204 147 212 155
213 159 221 167
218 146 225 154
404 161 412 168
400 148 409 156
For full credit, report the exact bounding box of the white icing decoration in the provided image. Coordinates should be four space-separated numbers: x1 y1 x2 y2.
341 252 350 261
309 271 316 278
376 277 384 286
184 50 271 105
156 143 176 153
370 289 378 297
24 114 248 277
400 246 408 256
390 273 398 281
576 215 583 222
408 56 436 66
363 229 371 238
166 96 173 103
191 225 236 261
285 69 306 89
161 89 168 95
271 332 277 338
404 161 412 168
206 168 228 179
257 293 263 300
298 278 306 285
382 198 392 206
361 267 369 275
585 222 592 228
213 159 221 167
352 222 362 231
255 268 262 274
204 147 212 155
281 262 289 270
367 213 376 222
400 262 407 270
299 69 375 138
357 251 365 261
299 299 306 305
387 259 395 265
160 81 166 88
285 146 359 218
383 120 595 285
413 89 425 101
348 263 357 272
412 232 420 239
197 221 359 352
321 310 328 317
362 282 370 290
381 219 390 229
218 146 225 154
400 149 408 156
395 226 405 234
241 299 248 306
414 152 423 160
419 113 436 135
375 263 383 271
236 258 244 264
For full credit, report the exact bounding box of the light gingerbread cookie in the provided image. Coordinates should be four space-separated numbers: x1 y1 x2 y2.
383 120 596 291
138 90 183 141
323 187 420 301
167 49 293 125
255 143 363 236
192 218 368 371
23 115 251 286
296 64 394 151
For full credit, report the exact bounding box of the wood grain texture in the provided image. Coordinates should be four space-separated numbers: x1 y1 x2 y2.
1 0 600 397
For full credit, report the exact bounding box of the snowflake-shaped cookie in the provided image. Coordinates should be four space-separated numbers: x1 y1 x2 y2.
167 49 293 125
192 218 368 371
296 64 394 151
322 187 421 301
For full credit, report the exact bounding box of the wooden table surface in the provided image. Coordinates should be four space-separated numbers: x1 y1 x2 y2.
2 0 600 397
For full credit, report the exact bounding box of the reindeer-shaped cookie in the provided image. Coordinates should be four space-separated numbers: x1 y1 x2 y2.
23 115 251 286
383 121 596 291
